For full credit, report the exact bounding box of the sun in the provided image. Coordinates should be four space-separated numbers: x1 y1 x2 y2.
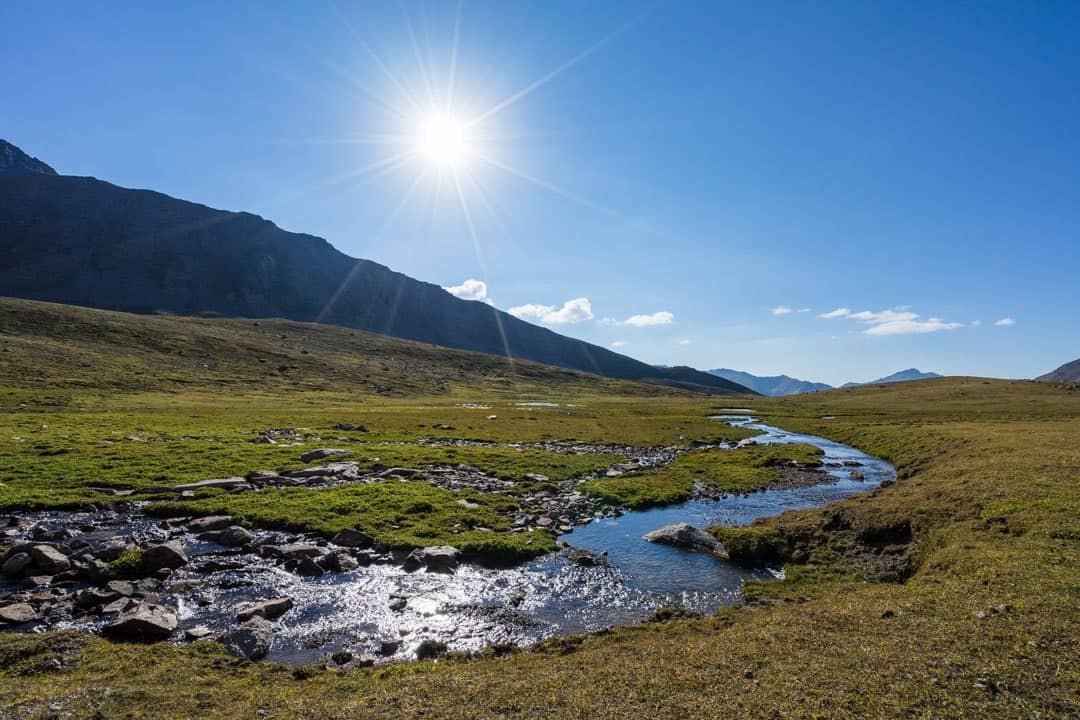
414 110 470 171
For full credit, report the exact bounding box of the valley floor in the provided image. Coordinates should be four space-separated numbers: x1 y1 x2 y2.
0 378 1075 718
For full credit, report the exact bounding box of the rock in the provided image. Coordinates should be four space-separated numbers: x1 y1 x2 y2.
101 597 136 614
388 597 408 612
272 544 326 560
415 639 448 660
142 541 188 573
76 558 113 584
379 638 402 655
1 552 32 577
324 551 359 573
76 587 121 609
563 547 610 568
0 603 38 623
185 626 215 641
105 604 178 641
642 522 727 556
290 557 324 577
237 597 294 622
173 478 248 492
106 580 136 596
332 529 374 548
220 617 274 660
299 448 352 463
403 546 461 574
456 499 480 510
331 649 354 665
30 545 70 574
334 423 367 432
186 516 234 533
217 526 253 547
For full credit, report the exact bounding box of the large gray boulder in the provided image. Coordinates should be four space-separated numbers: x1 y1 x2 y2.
0 603 39 624
332 528 374 548
142 541 188 573
1 552 32 577
30 544 70 574
105 604 178 641
220 617 274 660
186 516 234 533
173 477 249 492
236 597 293 622
643 522 727 556
299 448 351 463
217 526 253 547
403 546 461 574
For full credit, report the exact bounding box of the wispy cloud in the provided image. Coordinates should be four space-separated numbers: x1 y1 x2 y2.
797 307 812 313
610 340 627 348
624 311 674 327
771 305 793 316
443 278 491 304
995 317 1016 326
820 306 963 335
508 297 593 324
971 320 982 327
676 338 690 345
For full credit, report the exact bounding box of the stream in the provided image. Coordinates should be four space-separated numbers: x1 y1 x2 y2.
0 417 895 664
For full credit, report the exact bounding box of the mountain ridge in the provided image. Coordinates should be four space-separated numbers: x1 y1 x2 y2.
841 368 943 388
0 140 751 396
1036 358 1080 383
708 368 833 396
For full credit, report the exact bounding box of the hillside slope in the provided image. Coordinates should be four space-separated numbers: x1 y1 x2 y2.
0 297 676 399
1037 358 1080 382
0 141 748 395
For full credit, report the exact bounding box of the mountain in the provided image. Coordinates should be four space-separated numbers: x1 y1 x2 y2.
708 368 833 396
0 140 751 395
0 140 57 177
1036 358 1080 382
841 368 943 388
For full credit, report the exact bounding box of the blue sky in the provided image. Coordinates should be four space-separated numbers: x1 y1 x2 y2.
3 1 1077 385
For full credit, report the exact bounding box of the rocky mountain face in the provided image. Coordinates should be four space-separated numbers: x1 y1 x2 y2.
708 369 833 396
0 140 750 395
1036 358 1080 383
0 139 57 177
841 368 943 388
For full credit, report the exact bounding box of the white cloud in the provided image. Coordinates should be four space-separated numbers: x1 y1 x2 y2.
676 338 690 345
797 307 812 313
443 279 491 304
771 305 793 316
508 297 593 324
820 305 963 335
971 320 982 327
995 317 1016 326
610 340 627 348
624 311 674 327
863 318 963 336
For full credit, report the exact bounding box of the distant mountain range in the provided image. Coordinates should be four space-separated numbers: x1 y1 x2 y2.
1036 358 1080 383
708 369 833 396
707 367 945 396
0 139 750 395
841 368 943 388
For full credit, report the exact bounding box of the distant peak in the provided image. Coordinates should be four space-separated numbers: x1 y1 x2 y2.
0 139 58 177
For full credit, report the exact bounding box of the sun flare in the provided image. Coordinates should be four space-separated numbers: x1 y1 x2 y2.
414 111 470 171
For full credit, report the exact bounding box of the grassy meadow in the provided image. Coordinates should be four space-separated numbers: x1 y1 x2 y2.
0 299 1077 718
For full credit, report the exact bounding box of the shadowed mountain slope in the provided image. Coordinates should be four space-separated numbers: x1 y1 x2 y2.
1037 358 1080 382
0 140 750 395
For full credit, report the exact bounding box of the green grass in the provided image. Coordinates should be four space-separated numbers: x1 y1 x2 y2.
149 480 557 561
1 301 1077 718
581 443 822 508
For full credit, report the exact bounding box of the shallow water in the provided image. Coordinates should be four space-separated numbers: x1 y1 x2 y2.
2 417 894 664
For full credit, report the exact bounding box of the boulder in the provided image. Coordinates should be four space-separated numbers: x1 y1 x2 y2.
0 603 38 623
173 478 248 492
30 545 70 574
415 639 448 660
332 528 374 548
142 541 188 573
186 516 235 533
217 526 253 547
563 547 610 568
299 448 352 463
1 552 32 577
220 617 274 660
105 604 178 641
404 546 461 574
324 551 359 573
643 523 727 556
237 597 293 622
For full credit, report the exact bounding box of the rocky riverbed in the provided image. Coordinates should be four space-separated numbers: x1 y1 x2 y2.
0 419 894 666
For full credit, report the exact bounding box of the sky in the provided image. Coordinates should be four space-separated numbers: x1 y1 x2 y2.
3 1 1078 385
